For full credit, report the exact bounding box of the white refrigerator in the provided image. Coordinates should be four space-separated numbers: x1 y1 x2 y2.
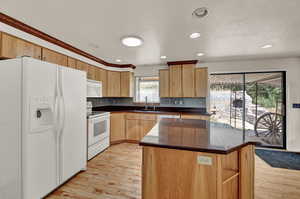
0 57 87 199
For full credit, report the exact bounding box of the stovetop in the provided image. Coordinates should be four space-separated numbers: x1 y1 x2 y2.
87 111 110 118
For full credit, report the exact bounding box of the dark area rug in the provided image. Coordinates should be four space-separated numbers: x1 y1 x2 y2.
255 149 300 170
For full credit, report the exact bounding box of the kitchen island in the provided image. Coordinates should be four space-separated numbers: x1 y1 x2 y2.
140 118 255 199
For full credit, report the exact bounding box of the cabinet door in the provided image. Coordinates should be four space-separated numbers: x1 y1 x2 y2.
195 68 208 97
107 71 121 97
76 60 88 72
140 120 157 139
67 57 77 68
98 68 108 97
169 65 182 97
0 32 41 59
181 114 210 120
110 113 126 143
120 72 133 97
159 69 170 98
42 48 67 66
126 119 140 141
87 65 96 80
182 64 195 97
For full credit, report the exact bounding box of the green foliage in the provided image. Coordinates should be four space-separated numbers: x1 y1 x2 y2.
246 83 282 108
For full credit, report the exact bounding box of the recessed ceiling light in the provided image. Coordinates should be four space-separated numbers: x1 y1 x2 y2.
116 59 122 63
261 44 273 49
197 52 205 56
190 32 201 39
121 36 143 47
192 7 208 18
160 55 167 59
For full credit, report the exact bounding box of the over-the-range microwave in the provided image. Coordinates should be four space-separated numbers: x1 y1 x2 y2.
87 79 102 97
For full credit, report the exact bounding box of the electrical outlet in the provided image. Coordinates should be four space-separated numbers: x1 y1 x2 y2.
293 103 300 109
197 156 213 165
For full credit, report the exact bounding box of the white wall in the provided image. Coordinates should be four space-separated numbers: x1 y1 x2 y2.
0 22 132 72
135 57 300 152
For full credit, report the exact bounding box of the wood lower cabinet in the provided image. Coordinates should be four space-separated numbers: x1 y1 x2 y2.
0 32 41 59
126 119 140 141
67 57 76 68
140 120 157 139
169 65 182 97
42 48 67 66
182 64 195 97
195 68 208 97
120 72 133 97
159 69 170 98
124 113 157 142
110 113 126 144
181 114 210 120
107 71 121 97
142 145 254 199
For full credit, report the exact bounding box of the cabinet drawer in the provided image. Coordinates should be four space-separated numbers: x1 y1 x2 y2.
126 113 141 120
181 114 210 120
139 114 157 121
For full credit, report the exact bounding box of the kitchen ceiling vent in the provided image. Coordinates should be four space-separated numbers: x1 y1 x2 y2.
192 7 208 18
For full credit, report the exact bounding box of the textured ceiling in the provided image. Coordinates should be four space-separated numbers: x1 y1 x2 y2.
1 0 300 66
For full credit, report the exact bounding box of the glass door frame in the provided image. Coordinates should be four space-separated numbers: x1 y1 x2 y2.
210 71 287 149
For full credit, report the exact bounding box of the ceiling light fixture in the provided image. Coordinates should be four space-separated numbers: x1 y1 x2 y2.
261 44 273 49
190 32 201 39
121 36 143 47
116 59 122 63
192 7 208 18
160 55 167 59
197 52 205 56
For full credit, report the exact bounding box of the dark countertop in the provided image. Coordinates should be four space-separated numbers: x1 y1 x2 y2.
139 118 256 154
93 105 211 115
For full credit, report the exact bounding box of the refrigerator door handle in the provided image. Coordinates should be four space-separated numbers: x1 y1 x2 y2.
57 67 66 183
54 66 61 185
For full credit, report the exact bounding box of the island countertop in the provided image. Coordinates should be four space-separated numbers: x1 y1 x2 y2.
139 118 256 154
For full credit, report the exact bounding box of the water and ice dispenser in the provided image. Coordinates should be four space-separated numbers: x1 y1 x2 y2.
30 96 55 133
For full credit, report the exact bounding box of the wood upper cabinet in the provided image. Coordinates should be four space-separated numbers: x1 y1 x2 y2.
97 68 108 97
0 32 41 59
76 60 88 72
182 64 195 97
126 119 140 141
67 57 76 68
107 71 121 97
195 68 208 97
169 65 183 97
87 65 96 80
42 48 67 66
120 72 133 97
110 113 126 143
159 69 170 98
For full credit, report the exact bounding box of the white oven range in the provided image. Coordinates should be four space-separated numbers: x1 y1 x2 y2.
87 111 110 160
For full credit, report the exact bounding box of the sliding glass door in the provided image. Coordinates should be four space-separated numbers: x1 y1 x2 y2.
210 72 286 149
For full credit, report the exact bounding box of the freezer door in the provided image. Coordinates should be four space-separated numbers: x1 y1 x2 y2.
58 66 87 184
22 58 58 199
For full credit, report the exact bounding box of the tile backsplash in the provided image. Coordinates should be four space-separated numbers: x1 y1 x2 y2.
87 97 206 108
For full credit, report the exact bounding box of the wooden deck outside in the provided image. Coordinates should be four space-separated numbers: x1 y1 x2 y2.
46 143 300 199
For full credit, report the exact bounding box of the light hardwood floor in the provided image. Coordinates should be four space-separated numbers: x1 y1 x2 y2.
46 143 300 199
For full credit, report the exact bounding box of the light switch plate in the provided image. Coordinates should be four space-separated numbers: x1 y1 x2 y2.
197 156 213 165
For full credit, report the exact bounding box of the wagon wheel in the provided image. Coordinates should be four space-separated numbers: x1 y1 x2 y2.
254 113 283 145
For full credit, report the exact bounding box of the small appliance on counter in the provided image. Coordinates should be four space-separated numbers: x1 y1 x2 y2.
87 104 110 160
